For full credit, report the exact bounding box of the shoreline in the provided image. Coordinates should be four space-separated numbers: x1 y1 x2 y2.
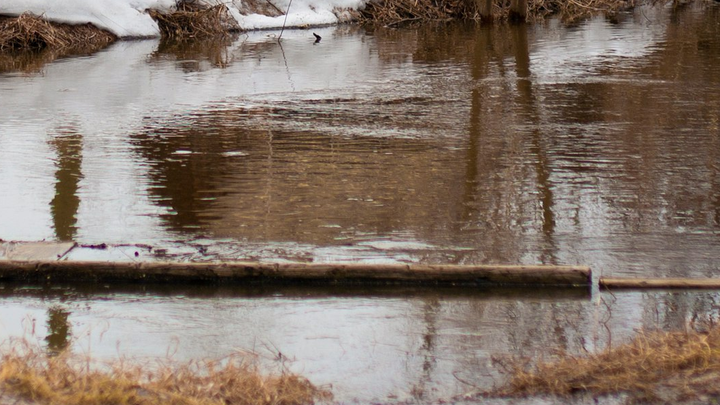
0 0 661 51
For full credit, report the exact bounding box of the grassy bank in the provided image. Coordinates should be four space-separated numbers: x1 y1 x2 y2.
359 0 640 25
148 3 237 39
0 14 116 51
0 342 331 405
0 14 116 72
485 325 720 403
0 0 699 57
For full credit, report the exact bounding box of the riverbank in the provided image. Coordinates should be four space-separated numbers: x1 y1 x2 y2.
0 13 115 71
483 325 720 404
0 0 676 51
0 340 330 405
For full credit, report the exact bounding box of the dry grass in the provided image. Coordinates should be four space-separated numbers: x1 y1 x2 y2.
0 14 116 73
359 0 477 25
0 342 332 405
528 0 637 23
487 326 720 403
359 0 640 25
149 2 238 39
0 13 116 51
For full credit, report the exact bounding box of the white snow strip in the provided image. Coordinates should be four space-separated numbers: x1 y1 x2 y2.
220 0 365 30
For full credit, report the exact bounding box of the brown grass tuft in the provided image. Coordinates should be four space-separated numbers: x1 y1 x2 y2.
0 13 116 73
0 13 116 51
0 341 332 405
487 326 720 402
149 2 239 39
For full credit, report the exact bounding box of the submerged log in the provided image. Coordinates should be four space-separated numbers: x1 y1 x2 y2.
601 277 720 289
0 260 590 287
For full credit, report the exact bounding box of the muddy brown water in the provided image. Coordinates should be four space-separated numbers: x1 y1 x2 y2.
1 4 720 403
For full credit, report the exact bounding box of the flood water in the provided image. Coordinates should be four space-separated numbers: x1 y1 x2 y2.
1 3 720 403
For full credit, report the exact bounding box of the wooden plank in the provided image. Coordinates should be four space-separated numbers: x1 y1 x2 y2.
600 277 720 290
0 260 591 287
0 242 76 261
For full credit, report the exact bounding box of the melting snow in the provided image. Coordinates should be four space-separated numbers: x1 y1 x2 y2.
0 0 365 38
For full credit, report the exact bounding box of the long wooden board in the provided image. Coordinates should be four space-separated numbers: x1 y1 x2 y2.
600 277 720 289
0 260 591 287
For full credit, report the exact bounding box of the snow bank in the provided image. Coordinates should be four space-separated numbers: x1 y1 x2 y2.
0 0 365 38
0 0 177 37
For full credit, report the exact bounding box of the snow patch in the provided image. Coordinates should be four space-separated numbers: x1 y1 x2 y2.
221 0 364 30
0 0 176 37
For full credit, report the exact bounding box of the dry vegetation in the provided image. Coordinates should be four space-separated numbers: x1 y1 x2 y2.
0 342 332 405
359 0 639 25
149 2 238 39
359 0 477 25
0 13 115 51
486 326 720 403
0 13 116 73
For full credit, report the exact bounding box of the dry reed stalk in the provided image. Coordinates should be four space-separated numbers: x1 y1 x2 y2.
0 13 116 51
360 0 477 25
149 3 237 39
0 341 332 405
487 326 720 402
359 0 638 24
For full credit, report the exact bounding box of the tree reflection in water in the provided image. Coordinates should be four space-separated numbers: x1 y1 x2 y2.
45 306 71 355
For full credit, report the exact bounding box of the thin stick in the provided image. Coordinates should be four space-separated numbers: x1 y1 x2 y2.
277 0 294 42
601 277 720 289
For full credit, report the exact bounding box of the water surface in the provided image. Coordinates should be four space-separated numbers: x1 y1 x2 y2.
2 7 719 278
1 4 720 403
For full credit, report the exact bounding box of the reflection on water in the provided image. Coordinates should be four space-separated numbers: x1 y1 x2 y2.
123 7 720 275
45 305 71 355
1 5 720 403
49 128 83 242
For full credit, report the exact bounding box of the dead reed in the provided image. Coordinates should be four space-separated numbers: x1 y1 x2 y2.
488 326 720 402
358 0 638 24
359 0 477 25
0 13 116 51
0 14 116 73
0 341 332 405
149 2 238 39
529 0 636 22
